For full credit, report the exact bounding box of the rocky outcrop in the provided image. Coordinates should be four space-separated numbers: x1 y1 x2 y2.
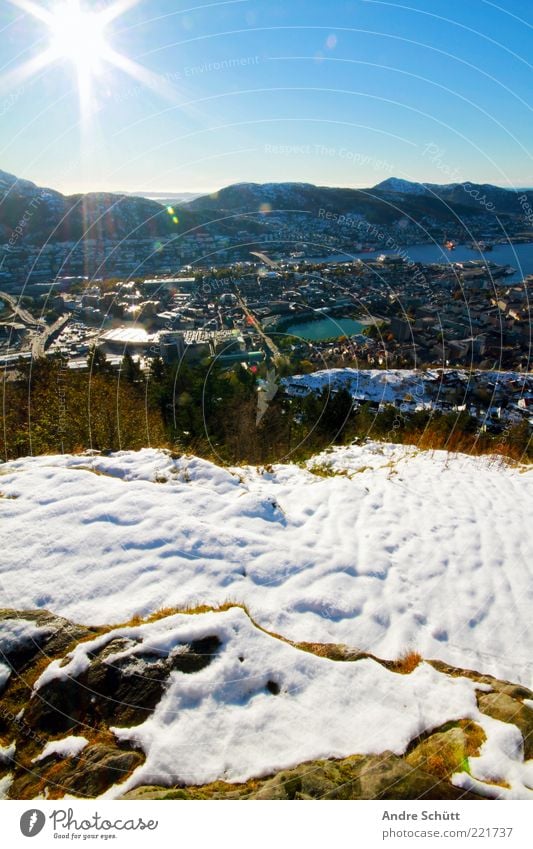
0 608 532 801
122 751 486 801
0 609 96 687
477 692 533 759
24 634 220 734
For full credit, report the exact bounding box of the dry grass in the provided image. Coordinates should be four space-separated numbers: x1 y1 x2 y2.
389 650 423 675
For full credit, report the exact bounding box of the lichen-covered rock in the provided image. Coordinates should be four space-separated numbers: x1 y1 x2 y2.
0 609 95 689
406 721 485 779
121 753 487 801
0 608 531 801
477 692 533 759
12 743 144 799
24 634 221 733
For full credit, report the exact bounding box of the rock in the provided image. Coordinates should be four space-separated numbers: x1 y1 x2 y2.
24 635 221 734
0 609 94 684
477 692 533 759
12 744 144 799
406 722 485 779
428 659 533 701
119 752 487 801
56 745 144 797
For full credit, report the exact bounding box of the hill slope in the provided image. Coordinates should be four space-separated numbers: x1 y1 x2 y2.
2 168 530 245
1 443 532 800
1 443 531 686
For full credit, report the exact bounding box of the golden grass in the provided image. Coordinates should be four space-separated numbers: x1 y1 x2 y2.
389 650 423 675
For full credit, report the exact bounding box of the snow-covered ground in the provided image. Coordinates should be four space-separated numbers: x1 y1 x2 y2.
283 368 532 412
32 607 533 797
1 444 532 689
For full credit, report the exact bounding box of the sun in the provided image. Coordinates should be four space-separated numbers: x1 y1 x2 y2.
48 2 108 79
3 0 175 116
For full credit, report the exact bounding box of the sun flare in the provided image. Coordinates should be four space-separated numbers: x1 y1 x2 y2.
3 0 174 116
48 2 108 78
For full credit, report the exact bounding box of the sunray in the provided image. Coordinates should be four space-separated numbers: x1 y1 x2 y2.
1 0 175 111
103 46 179 102
0 47 56 93
7 0 52 24
101 0 143 25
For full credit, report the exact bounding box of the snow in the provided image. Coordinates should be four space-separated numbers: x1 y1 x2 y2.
32 736 88 763
36 606 479 793
26 606 523 799
0 618 53 691
452 714 533 799
283 367 532 410
0 741 15 765
374 178 431 195
1 445 532 689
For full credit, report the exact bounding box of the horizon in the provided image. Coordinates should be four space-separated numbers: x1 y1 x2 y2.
1 0 532 194
3 167 532 199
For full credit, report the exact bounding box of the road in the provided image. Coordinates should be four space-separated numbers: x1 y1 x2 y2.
0 290 44 327
31 314 70 359
235 293 281 361
0 290 72 360
250 251 279 269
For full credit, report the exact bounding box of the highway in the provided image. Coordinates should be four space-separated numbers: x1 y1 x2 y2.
0 290 44 327
31 314 70 359
235 293 281 361
0 291 70 360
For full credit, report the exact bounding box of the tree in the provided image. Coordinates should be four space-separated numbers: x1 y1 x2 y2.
120 351 142 383
87 346 110 374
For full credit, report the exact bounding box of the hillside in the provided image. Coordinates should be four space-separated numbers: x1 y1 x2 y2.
0 443 532 800
185 179 511 223
1 168 530 246
374 177 531 215
0 168 203 243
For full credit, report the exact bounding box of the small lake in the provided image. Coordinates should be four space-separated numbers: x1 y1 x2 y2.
283 315 365 341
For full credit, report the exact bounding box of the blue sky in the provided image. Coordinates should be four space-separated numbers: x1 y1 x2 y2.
1 0 532 194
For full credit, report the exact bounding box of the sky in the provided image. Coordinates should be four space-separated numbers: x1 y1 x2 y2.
0 0 532 195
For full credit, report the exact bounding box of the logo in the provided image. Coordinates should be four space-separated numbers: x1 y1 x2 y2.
20 809 46 838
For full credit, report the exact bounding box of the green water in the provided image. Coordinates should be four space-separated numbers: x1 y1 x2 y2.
283 315 365 341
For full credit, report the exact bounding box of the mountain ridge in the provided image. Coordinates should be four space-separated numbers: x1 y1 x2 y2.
1 168 531 245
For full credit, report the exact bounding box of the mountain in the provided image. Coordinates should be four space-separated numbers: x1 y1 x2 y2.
372 177 432 195
186 177 532 223
1 168 531 246
373 176 531 215
184 179 485 224
0 168 186 243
